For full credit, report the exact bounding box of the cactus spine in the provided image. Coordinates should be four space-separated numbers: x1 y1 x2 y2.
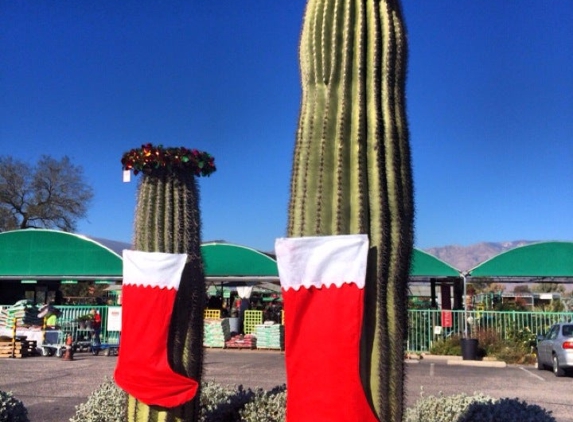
122 145 215 422
288 1 414 421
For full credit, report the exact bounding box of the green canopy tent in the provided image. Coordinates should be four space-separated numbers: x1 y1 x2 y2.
201 242 281 293
0 229 123 304
410 249 460 278
467 241 573 282
201 243 461 288
408 249 461 309
463 241 573 335
201 244 462 305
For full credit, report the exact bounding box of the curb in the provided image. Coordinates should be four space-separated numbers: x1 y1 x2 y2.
417 354 507 368
447 359 507 368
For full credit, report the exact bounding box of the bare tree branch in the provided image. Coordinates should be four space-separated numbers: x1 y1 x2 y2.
0 155 94 232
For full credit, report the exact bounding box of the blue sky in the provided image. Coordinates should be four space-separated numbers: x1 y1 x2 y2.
1 1 572 253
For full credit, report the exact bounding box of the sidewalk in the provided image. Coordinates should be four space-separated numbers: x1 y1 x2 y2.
421 354 508 367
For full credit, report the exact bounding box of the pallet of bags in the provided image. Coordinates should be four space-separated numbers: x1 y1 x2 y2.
254 323 284 350
225 334 257 349
203 318 231 348
0 300 43 329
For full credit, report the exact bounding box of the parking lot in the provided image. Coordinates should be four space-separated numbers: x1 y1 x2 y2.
0 351 572 422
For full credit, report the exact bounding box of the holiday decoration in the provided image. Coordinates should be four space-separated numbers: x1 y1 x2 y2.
276 235 378 422
284 1 414 421
115 144 215 422
121 143 216 177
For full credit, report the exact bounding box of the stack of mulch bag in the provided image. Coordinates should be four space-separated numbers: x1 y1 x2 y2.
254 322 284 350
203 318 231 348
0 300 43 329
225 334 257 349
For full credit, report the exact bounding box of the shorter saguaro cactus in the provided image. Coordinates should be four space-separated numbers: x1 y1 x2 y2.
120 144 215 422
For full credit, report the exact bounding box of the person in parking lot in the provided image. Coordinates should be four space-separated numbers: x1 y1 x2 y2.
91 309 102 346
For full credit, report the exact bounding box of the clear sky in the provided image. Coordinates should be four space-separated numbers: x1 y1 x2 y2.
1 1 572 253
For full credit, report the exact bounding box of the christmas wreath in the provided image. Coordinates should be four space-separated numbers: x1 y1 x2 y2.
121 143 216 177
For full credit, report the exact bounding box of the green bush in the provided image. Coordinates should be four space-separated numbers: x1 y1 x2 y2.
458 397 555 422
404 392 492 422
74 381 556 422
429 335 461 356
430 329 537 364
474 328 536 364
404 392 555 422
0 390 29 422
239 385 286 422
70 378 126 422
199 382 254 422
70 380 286 422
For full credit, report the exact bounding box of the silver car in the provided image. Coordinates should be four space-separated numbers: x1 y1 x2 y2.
537 322 573 377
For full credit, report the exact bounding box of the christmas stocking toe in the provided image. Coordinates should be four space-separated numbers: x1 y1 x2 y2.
114 250 198 408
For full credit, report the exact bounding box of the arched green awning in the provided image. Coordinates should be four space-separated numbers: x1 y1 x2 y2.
468 241 573 278
201 242 279 277
200 243 459 279
0 232 462 281
0 229 122 279
410 249 460 277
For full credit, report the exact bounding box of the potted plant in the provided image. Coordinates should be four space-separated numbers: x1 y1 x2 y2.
77 314 93 329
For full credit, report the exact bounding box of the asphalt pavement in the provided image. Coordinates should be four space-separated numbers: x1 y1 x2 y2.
1 351 572 422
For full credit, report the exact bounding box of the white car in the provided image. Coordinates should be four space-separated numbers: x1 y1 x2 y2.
536 323 573 377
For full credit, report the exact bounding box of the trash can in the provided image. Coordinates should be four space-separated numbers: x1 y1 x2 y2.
461 338 478 361
228 317 240 334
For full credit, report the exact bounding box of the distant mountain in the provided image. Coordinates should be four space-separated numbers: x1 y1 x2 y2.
424 240 536 272
89 237 132 256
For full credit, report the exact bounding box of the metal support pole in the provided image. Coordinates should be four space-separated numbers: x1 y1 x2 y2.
462 273 468 338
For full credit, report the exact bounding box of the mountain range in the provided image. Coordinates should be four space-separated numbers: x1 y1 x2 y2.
423 240 536 272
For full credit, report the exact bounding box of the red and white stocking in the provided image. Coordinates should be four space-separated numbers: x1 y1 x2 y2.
114 250 198 408
276 234 378 422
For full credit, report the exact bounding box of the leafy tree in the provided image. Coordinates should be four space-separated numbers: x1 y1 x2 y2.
513 285 531 294
0 155 93 232
531 283 566 294
59 282 108 304
470 279 506 294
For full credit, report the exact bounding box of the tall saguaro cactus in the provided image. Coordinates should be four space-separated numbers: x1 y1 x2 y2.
120 144 216 422
288 1 414 421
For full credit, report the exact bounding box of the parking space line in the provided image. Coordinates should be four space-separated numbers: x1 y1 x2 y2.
519 366 545 381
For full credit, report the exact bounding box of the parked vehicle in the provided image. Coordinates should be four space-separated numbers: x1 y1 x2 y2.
536 322 573 377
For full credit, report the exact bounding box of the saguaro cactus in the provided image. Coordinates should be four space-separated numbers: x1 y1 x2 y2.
121 144 216 422
287 1 414 421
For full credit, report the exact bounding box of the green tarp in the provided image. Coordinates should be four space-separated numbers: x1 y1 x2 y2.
0 229 122 278
468 241 573 278
201 242 460 279
201 242 279 277
0 232 461 280
410 249 459 277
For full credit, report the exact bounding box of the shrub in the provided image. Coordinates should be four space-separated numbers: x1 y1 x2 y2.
69 378 127 422
404 392 492 422
429 335 461 356
458 397 555 422
404 391 555 422
0 390 29 422
74 380 555 422
199 381 254 422
474 327 537 364
430 329 537 364
70 379 285 422
239 385 286 422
